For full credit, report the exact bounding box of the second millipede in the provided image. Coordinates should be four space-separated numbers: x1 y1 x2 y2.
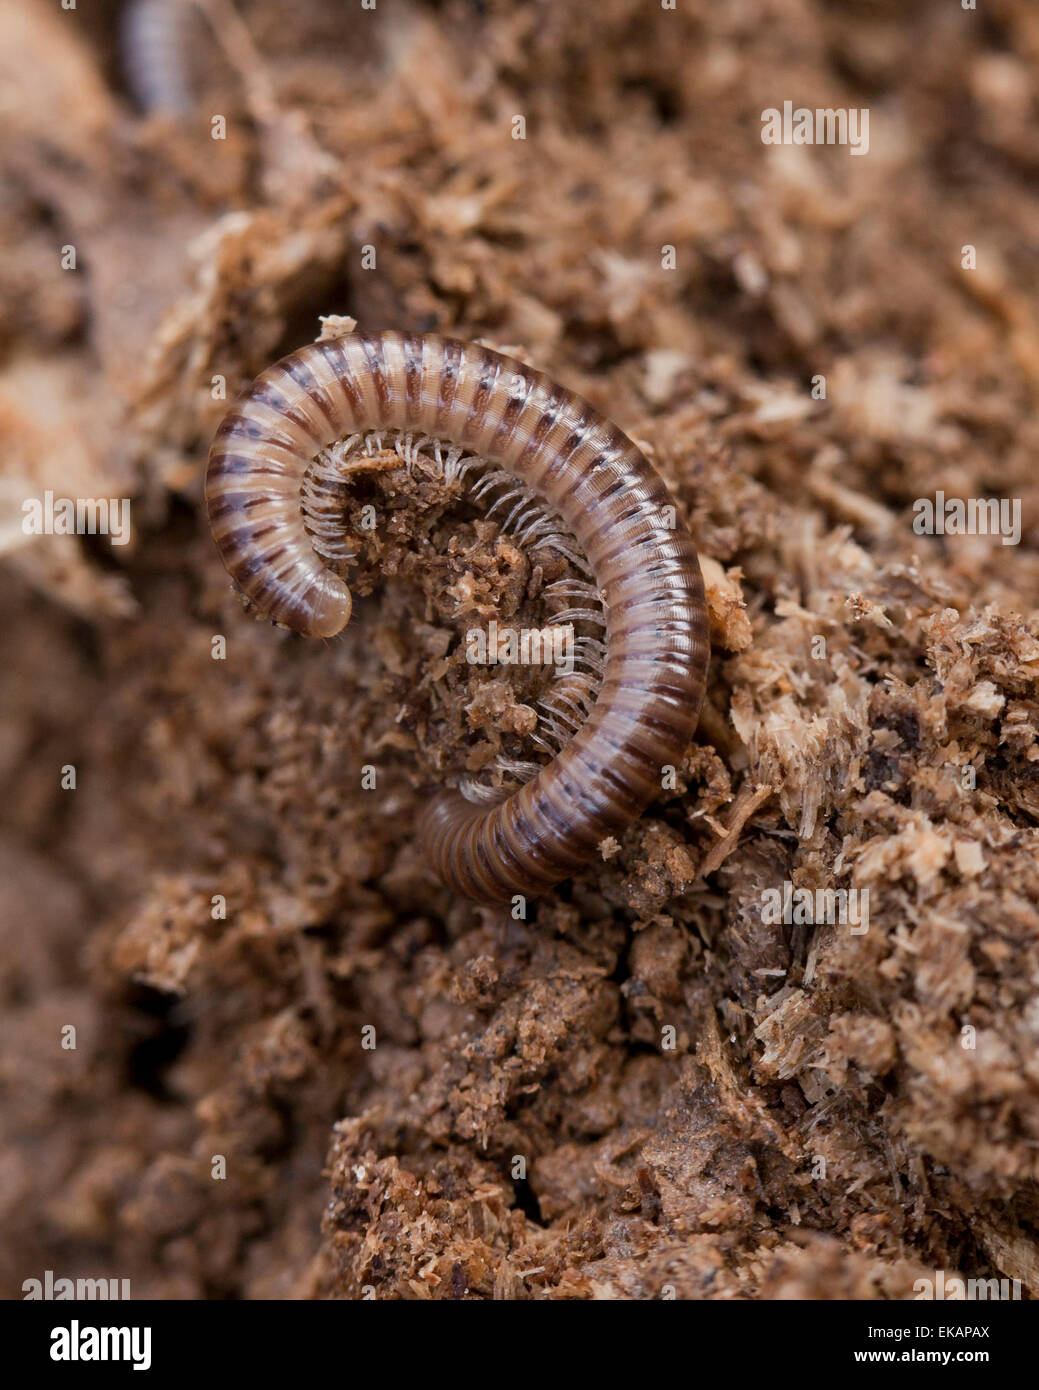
206 331 711 904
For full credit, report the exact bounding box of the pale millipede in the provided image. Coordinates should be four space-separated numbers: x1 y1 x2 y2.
206 332 710 904
121 0 195 117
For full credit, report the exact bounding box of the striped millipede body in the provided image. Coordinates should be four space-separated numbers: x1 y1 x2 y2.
121 0 195 116
206 332 710 904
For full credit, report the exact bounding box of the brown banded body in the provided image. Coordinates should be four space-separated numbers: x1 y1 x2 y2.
206 332 710 903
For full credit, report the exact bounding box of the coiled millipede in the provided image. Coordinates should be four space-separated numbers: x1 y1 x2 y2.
206 332 710 903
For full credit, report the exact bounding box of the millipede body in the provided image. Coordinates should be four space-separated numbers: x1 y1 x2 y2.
206 332 710 903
